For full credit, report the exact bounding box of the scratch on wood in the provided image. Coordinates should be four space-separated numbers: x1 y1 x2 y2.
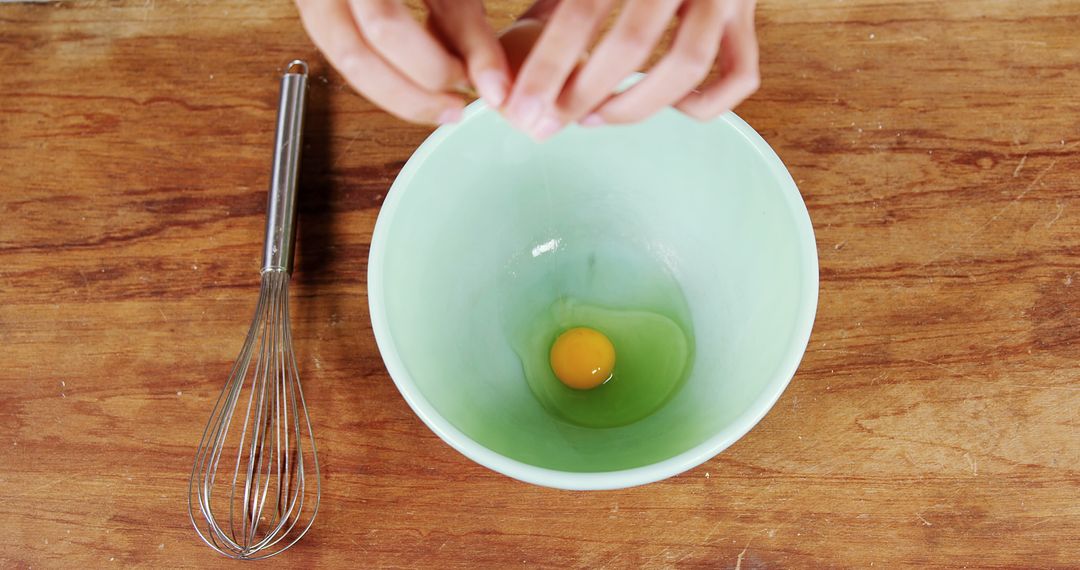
920 158 1057 268
644 547 675 566
1045 200 1064 227
1027 518 1053 528
915 512 933 526
910 358 963 377
701 521 725 544
1012 155 1027 177
974 159 1056 233
871 35 930 44
735 540 752 570
332 131 365 168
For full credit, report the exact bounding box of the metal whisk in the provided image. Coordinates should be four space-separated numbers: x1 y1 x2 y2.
188 60 319 560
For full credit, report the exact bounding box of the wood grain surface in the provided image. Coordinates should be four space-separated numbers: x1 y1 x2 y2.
2 0 1078 567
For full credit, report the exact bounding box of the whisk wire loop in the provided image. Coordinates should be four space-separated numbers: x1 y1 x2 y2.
188 271 320 560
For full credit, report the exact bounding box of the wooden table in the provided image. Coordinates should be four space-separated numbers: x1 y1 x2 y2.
2 1 1077 567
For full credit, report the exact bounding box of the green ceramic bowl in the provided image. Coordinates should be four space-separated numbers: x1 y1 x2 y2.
368 101 818 490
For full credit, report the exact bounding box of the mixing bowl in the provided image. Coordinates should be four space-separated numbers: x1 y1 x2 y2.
368 101 817 490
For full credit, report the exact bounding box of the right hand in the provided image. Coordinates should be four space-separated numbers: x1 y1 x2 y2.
498 0 761 140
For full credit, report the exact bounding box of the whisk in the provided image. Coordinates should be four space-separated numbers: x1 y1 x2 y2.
188 60 320 560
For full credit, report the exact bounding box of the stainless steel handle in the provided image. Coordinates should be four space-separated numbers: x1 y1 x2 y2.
262 60 308 274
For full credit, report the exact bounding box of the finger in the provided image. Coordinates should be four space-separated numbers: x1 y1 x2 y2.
556 0 682 123
297 0 465 124
503 0 616 138
347 0 467 92
428 0 512 107
583 0 727 126
676 4 760 120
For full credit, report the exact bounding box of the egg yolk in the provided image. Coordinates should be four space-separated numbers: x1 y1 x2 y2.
549 327 616 390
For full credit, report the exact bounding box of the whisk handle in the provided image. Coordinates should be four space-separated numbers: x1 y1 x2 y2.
263 60 308 274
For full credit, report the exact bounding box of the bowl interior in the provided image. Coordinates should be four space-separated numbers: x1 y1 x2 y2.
369 106 817 480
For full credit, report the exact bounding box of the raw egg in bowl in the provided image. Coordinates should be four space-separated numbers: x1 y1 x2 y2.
368 98 818 490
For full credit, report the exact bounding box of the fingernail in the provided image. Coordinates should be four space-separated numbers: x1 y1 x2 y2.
475 70 508 108
437 107 463 125
580 113 605 127
531 115 562 141
507 95 543 131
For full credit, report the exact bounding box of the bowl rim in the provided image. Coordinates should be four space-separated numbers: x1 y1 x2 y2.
367 102 819 491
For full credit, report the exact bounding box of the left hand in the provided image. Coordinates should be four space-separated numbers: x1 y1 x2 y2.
296 0 510 124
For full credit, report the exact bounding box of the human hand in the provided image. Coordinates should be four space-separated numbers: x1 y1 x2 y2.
295 0 511 124
500 0 760 140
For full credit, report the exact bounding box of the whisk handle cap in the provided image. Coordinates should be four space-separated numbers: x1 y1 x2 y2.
263 60 308 274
